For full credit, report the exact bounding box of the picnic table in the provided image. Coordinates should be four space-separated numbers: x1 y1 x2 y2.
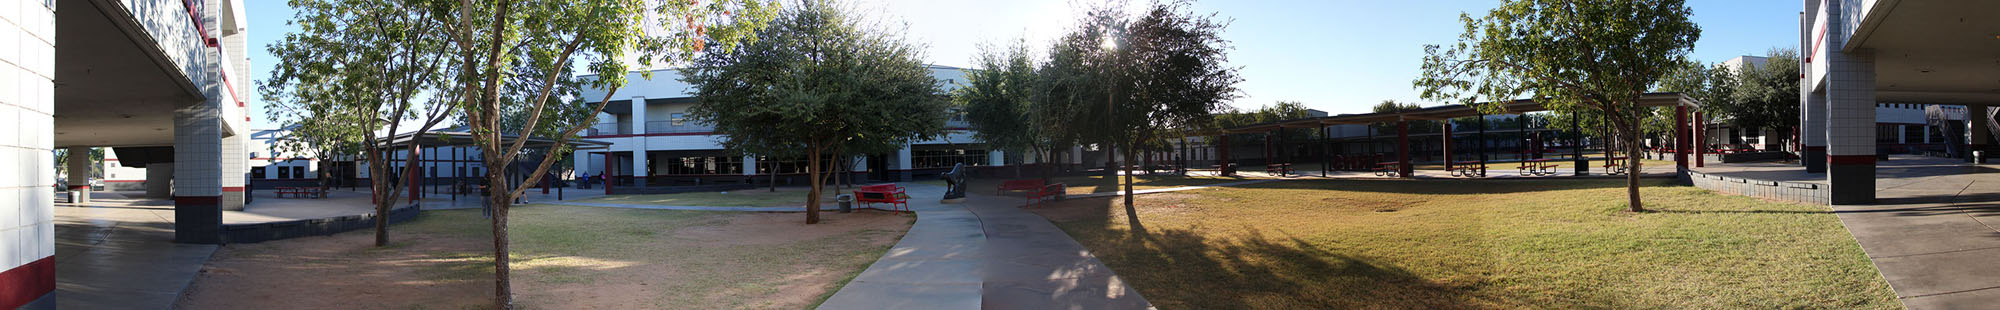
1448 161 1486 177
1372 162 1400 177
1601 156 1629 175
1265 163 1293 176
1517 158 1558 176
275 186 327 199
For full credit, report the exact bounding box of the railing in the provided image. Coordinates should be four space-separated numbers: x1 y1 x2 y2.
646 121 714 134
584 123 628 136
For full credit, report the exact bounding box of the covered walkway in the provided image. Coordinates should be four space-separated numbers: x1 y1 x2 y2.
1214 93 1705 180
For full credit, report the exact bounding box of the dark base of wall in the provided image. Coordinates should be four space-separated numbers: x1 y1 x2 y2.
174 198 222 244
220 204 423 244
1829 163 1876 204
1715 151 1797 163
1803 149 1827 173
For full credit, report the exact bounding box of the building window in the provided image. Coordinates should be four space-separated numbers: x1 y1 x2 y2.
1877 124 1899 143
252 167 265 179
912 147 988 169
671 113 686 126
295 166 307 179
278 166 293 179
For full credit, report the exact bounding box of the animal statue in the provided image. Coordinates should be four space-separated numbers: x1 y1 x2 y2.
942 163 968 200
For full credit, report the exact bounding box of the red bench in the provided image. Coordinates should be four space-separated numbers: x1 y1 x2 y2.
853 184 909 212
998 179 1067 204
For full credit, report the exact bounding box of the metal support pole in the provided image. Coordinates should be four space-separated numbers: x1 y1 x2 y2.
1573 110 1586 175
1397 119 1413 178
1321 124 1331 177
1477 113 1488 176
1443 119 1453 173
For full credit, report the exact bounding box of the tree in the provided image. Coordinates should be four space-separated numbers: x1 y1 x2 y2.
443 0 775 307
958 39 1050 178
1094 0 1242 223
1415 0 1700 212
264 0 462 248
1726 48 1801 143
683 0 947 225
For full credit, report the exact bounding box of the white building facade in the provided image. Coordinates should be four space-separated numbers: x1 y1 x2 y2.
571 65 1011 186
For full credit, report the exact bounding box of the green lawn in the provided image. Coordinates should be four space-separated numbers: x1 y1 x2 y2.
1030 179 1898 309
920 174 1252 196
577 186 838 207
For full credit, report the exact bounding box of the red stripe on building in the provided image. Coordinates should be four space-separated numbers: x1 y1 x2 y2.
0 256 56 309
1828 155 1876 165
222 187 246 192
105 180 145 183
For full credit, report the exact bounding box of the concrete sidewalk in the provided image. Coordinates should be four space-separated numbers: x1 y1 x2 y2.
52 192 218 310
1824 160 2000 309
965 193 1152 309
820 184 986 309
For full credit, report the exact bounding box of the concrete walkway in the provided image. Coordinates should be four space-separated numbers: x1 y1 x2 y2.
51 192 218 310
821 184 986 309
821 183 1157 310
1697 156 2000 309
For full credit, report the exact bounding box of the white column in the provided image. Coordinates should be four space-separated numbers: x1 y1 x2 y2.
895 145 913 181
66 147 91 203
742 155 758 176
1822 47 1876 204
989 150 1005 166
630 97 647 186
1924 125 1932 144
221 128 248 211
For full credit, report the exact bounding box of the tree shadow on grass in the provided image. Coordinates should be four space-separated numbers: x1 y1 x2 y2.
1223 177 1645 196
1077 225 1494 309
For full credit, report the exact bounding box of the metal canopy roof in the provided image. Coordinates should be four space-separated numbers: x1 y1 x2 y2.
1221 92 1699 134
375 130 613 150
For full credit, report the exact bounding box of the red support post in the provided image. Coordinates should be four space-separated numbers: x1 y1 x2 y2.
1219 135 1232 176
604 153 615 195
1675 106 1689 171
1397 120 1413 178
1442 120 1453 172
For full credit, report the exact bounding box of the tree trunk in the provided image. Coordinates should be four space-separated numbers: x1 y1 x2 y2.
488 170 512 308
768 157 777 192
1123 146 1140 228
1626 120 1644 212
806 147 823 224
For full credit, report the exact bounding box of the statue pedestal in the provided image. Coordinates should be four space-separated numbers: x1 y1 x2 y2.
939 197 967 204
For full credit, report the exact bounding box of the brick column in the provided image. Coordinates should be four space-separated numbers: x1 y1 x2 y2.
0 2 57 306
1824 49 1877 204
1694 111 1705 168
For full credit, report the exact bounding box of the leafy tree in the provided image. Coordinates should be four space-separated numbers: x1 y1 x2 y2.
264 0 460 248
958 39 1051 178
1089 0 1242 221
443 0 775 307
1726 48 1801 143
1415 0 1700 212
53 148 104 178
683 0 946 225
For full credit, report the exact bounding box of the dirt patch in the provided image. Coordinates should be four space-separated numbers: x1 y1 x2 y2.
673 211 910 246
177 207 912 309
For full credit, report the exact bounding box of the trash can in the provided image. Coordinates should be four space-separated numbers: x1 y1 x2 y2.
837 194 854 213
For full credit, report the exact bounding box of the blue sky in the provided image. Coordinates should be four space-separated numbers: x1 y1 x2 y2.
244 0 1802 130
